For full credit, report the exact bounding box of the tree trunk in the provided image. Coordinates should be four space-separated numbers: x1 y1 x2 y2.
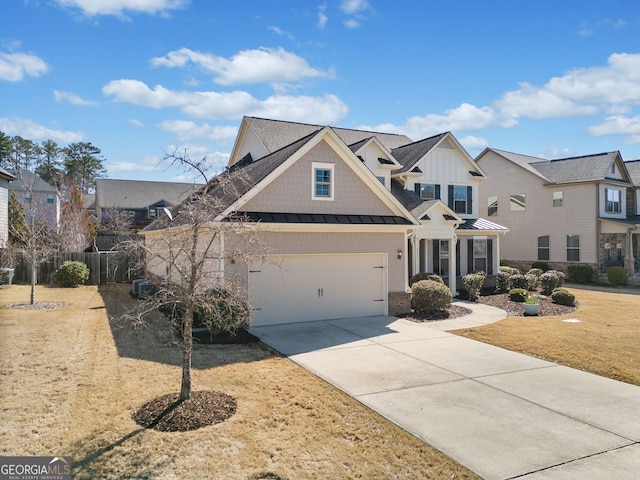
30 260 36 305
179 306 193 401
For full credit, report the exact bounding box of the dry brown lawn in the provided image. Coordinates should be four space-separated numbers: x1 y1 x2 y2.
0 284 478 480
454 285 640 386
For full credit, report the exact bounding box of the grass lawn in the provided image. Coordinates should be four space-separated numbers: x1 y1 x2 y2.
453 285 640 387
0 284 479 480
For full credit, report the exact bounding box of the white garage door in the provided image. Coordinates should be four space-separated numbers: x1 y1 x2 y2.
249 254 387 326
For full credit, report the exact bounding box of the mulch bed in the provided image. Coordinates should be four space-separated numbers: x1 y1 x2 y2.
132 390 237 432
400 304 472 322
477 291 577 317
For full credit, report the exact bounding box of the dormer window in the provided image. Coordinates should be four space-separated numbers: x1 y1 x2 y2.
312 162 334 201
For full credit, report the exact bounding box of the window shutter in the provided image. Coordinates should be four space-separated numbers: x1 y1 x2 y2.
467 239 474 275
456 240 461 276
448 185 454 210
414 183 421 195
433 241 439 275
435 184 441 200
467 186 473 214
487 239 493 275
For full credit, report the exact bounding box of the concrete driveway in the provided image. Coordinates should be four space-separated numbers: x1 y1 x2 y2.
250 302 640 480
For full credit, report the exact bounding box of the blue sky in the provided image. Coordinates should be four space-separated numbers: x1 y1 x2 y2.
2 0 640 183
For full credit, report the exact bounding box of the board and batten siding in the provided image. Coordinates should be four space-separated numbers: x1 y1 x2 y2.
409 144 479 218
477 150 599 264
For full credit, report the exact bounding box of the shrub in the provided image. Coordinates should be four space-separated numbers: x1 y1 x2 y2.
496 271 512 292
160 286 250 335
531 261 550 272
411 280 452 314
567 265 593 284
510 274 529 290
57 261 90 287
509 288 528 302
540 270 564 294
499 266 520 276
409 272 444 286
527 268 544 279
462 272 486 302
526 273 540 290
551 288 575 306
607 266 627 286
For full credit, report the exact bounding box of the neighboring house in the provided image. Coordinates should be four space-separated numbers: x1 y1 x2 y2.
476 148 640 282
625 159 640 275
95 179 202 229
0 167 16 247
143 116 508 326
7 170 61 233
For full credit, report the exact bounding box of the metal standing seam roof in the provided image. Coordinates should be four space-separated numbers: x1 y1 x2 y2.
231 211 414 225
457 218 509 231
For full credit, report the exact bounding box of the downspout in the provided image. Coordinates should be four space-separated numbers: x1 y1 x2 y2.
596 182 601 275
406 229 416 291
451 233 458 296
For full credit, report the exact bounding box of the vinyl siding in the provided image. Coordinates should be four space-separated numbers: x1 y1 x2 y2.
0 185 8 247
477 150 598 264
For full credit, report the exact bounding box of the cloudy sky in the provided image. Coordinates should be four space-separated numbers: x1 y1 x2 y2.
2 0 640 182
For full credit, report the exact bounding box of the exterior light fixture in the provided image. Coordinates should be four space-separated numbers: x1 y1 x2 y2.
397 249 403 260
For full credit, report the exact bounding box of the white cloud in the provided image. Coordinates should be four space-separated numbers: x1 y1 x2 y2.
102 79 348 123
588 115 640 144
268 26 294 41
318 5 328 28
107 155 160 173
362 103 499 139
53 0 188 17
496 53 640 121
0 117 83 143
340 0 369 14
151 47 327 86
459 135 489 152
0 51 48 81
53 89 98 106
129 119 145 127
158 120 238 144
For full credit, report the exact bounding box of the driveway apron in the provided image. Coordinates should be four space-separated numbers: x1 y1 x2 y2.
250 303 640 480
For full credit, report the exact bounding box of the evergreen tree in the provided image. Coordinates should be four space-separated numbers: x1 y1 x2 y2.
63 142 106 193
36 139 64 190
8 191 30 247
11 136 40 171
0 132 12 169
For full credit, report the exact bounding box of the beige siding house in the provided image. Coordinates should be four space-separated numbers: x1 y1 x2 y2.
476 148 640 283
0 167 15 247
143 117 508 326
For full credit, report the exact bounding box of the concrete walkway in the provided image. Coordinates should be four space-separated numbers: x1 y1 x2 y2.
250 300 640 480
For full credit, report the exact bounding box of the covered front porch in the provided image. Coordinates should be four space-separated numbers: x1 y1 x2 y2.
599 218 640 281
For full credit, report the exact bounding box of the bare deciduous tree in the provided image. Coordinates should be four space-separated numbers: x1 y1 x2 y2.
125 149 267 401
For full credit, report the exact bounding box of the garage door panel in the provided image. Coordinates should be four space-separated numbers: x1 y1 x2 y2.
249 254 386 326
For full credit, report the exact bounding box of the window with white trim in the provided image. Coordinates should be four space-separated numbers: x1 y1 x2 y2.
605 188 621 214
553 191 563 207
538 235 550 261
510 194 526 211
488 196 498 217
567 235 580 262
473 239 487 272
312 163 334 200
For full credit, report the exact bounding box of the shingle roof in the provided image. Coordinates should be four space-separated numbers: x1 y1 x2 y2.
625 160 640 186
0 167 15 181
244 116 413 154
7 170 57 193
488 149 624 184
392 133 448 173
96 179 203 210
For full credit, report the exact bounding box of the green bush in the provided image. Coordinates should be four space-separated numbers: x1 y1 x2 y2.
551 288 575 306
496 271 512 292
540 270 565 294
462 272 486 302
527 268 544 279
499 266 520 276
607 266 627 286
567 265 593 284
531 262 550 272
509 288 528 302
525 273 539 290
409 272 444 286
57 261 90 287
411 280 452 314
510 274 529 289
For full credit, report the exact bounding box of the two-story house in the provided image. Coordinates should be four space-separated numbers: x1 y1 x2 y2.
95 179 203 230
476 148 640 283
625 159 640 275
0 167 16 247
143 117 508 326
8 170 60 233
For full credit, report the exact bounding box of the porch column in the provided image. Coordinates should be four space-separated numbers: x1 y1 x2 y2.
413 236 420 278
449 237 457 294
627 228 636 276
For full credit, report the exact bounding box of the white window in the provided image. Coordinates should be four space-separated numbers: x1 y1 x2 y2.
510 194 526 211
605 188 621 214
47 194 54 204
553 191 563 207
473 239 487 273
453 186 468 214
488 196 498 217
567 235 580 262
438 240 449 277
417 183 438 200
538 235 550 261
312 163 334 201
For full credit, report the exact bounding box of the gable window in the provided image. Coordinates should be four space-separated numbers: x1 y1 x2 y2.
605 188 621 214
538 235 550 261
448 185 472 214
567 235 580 262
488 196 498 217
25 193 31 201
47 194 54 204
553 191 563 207
510 194 526 211
415 183 440 200
312 163 334 200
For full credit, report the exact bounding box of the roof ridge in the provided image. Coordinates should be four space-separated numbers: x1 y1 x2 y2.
393 132 448 150
547 151 618 163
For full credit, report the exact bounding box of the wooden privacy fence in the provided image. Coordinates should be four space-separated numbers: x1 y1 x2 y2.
11 251 142 285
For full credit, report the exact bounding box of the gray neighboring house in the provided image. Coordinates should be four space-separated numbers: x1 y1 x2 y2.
7 170 61 233
0 167 16 247
95 179 203 229
477 148 640 282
